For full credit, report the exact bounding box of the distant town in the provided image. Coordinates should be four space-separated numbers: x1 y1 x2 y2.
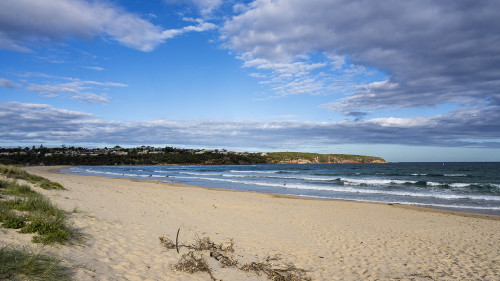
0 145 245 157
0 145 386 166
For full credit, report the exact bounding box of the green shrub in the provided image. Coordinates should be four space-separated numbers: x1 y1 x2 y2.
2 216 26 229
21 214 70 244
0 203 26 229
39 179 64 190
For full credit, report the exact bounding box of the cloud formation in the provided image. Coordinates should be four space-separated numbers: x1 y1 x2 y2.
0 78 16 88
2 102 499 149
162 18 216 39
223 0 500 113
165 0 224 16
0 0 215 52
20 74 127 104
240 52 377 99
84 66 104 71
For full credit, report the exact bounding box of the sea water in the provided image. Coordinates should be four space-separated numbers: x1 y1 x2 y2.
62 162 500 215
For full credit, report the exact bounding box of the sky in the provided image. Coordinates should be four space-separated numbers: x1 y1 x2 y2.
1 0 499 162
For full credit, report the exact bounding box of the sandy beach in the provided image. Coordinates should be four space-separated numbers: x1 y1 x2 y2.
2 166 499 281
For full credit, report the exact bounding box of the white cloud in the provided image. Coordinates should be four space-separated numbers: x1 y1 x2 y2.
26 82 82 95
72 93 109 104
84 81 128 88
222 0 500 111
239 54 328 96
238 52 377 97
164 0 223 16
23 76 126 104
367 117 434 128
162 18 216 39
85 66 104 71
0 0 216 52
2 102 499 149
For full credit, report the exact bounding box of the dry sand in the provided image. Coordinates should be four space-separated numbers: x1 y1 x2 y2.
2 166 499 280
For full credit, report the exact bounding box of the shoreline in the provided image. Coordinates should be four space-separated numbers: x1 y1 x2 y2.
59 165 500 219
5 165 499 280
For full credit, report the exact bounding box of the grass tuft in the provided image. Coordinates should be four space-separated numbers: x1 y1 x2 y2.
20 213 71 244
2 181 37 196
1 215 26 229
0 201 26 229
8 194 64 218
39 179 64 190
0 245 70 280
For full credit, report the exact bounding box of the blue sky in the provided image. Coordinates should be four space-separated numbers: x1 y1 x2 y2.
1 0 500 162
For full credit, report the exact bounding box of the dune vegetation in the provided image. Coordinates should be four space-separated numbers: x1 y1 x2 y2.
0 165 73 280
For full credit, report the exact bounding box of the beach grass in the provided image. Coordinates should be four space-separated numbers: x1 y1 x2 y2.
0 169 75 244
0 167 74 280
0 165 65 190
0 182 73 244
0 179 36 196
0 202 26 229
7 193 63 217
0 245 70 280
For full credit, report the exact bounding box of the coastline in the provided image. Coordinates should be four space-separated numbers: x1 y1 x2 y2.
61 164 500 217
62 165 500 220
6 165 499 280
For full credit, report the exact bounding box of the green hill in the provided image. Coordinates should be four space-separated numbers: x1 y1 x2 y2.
0 146 386 165
264 152 386 164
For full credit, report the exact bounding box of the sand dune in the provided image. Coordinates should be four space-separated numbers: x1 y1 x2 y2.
2 166 498 280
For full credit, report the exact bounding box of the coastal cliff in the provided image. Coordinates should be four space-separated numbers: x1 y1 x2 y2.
264 152 386 164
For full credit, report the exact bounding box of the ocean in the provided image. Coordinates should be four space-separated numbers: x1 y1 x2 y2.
62 162 500 215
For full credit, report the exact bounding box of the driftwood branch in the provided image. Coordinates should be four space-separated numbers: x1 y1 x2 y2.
175 228 180 253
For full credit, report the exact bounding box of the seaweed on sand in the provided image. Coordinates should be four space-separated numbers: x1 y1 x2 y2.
240 255 311 281
160 228 312 281
173 251 217 281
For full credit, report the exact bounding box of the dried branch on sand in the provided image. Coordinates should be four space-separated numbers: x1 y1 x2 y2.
159 230 311 281
173 251 217 281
